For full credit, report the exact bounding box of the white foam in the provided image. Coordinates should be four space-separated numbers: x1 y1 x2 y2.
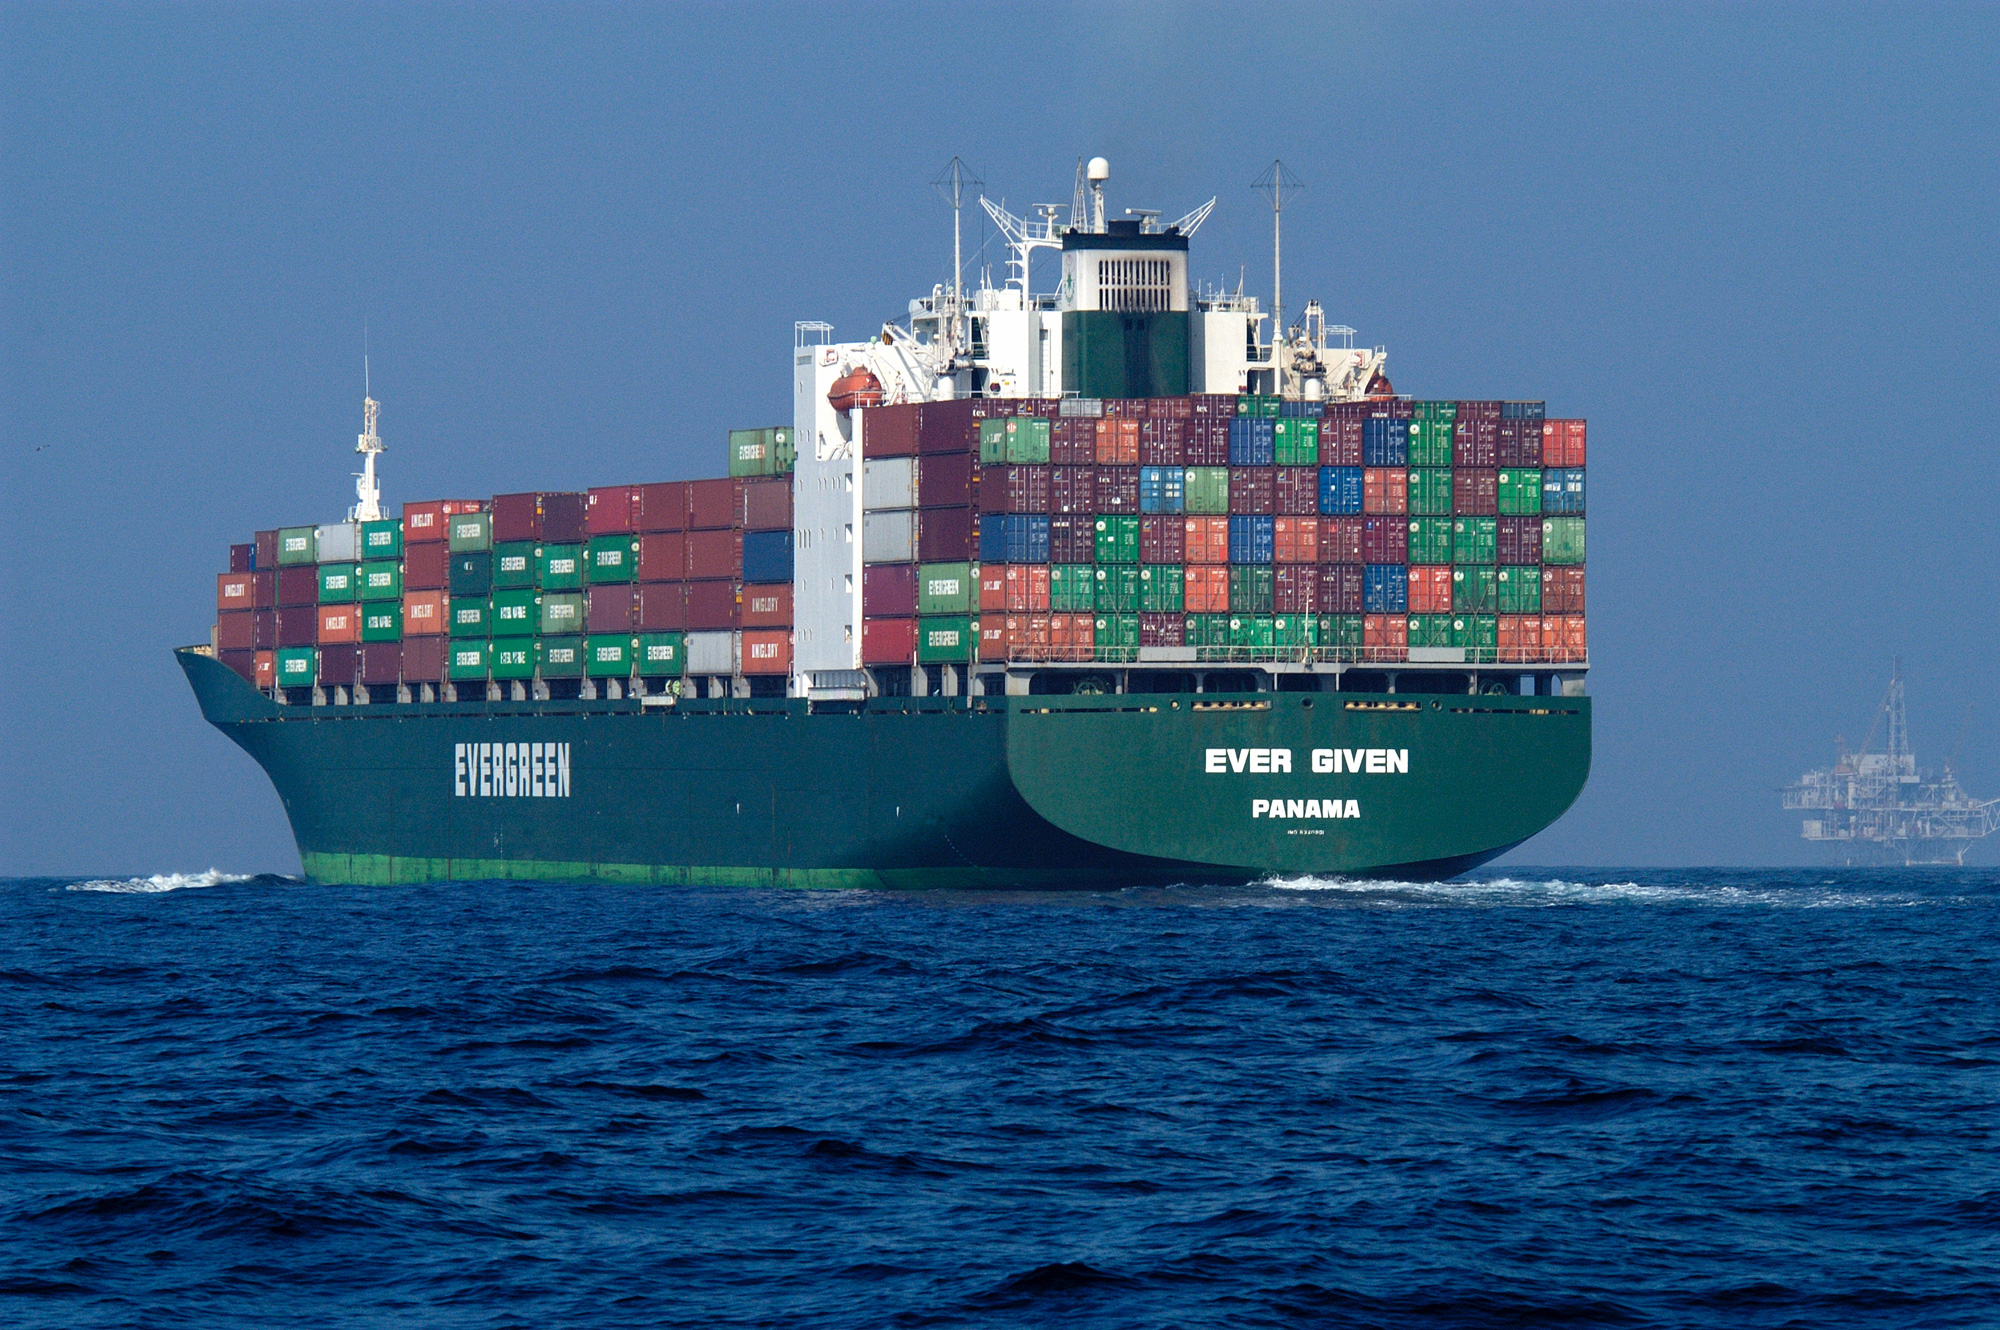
1259 874 1934 909
66 870 255 895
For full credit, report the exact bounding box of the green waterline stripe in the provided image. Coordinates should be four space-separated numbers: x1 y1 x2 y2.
300 851 1097 890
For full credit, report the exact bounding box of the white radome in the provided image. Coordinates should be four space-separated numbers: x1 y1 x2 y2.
1086 156 1110 181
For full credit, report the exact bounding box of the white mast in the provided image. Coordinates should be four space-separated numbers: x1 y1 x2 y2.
352 356 384 522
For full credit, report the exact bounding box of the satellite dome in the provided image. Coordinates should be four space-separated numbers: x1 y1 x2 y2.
1086 156 1110 181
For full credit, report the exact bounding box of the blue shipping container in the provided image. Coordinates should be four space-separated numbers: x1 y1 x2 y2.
1318 466 1364 515
1362 418 1409 467
1277 398 1316 418
741 530 793 584
1227 515 1275 564
1364 564 1409 614
1138 466 1186 514
1500 401 1547 420
1541 467 1586 514
1006 514 1050 564
1228 417 1276 466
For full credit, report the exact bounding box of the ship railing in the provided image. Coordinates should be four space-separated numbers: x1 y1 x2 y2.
988 646 1587 667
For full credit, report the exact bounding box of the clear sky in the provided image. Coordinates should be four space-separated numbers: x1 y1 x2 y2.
3 3 1996 874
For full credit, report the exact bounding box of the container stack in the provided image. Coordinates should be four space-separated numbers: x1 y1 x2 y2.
857 399 986 671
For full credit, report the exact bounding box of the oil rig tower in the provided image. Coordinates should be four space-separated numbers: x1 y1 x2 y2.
1783 664 1997 865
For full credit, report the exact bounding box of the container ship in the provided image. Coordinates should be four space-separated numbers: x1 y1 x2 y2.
182 158 1591 887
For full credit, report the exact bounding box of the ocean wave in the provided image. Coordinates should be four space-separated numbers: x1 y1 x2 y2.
1258 875 1936 909
65 870 259 895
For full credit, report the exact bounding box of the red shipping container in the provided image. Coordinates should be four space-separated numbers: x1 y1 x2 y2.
1140 514 1186 564
1005 564 1051 612
1275 564 1319 613
1460 400 1503 422
217 572 256 612
586 485 639 535
588 586 639 633
1363 468 1408 515
1094 419 1140 464
276 608 317 648
1276 467 1319 515
862 403 921 458
250 569 276 608
638 481 689 532
1551 614 1588 662
1454 419 1498 469
361 641 403 685
318 646 359 687
742 584 792 627
1103 398 1146 419
1228 468 1275 515
404 541 449 591
216 611 255 651
918 507 975 562
1140 419 1186 465
1363 613 1408 662
1185 565 1230 611
639 531 686 581
1005 613 1051 659
1049 612 1094 661
253 650 277 689
229 543 254 573
1184 516 1230 564
1322 418 1364 467
685 528 739 580
637 582 686 631
686 479 734 530
492 493 543 543
1321 564 1363 613
403 590 445 636
401 501 481 545
978 564 1008 612
1185 420 1230 466
1498 614 1540 663
1453 469 1498 516
1408 565 1453 613
1049 513 1095 562
316 605 358 644
685 579 739 630
1050 418 1091 465
1496 419 1541 468
741 629 792 675
1545 420 1587 468
277 566 318 607
865 564 917 618
1319 517 1364 565
917 452 973 507
981 466 1048 514
1140 611 1184 646
1050 466 1097 514
538 493 586 543
1274 516 1319 564
978 616 1008 661
738 480 792 531
918 399 978 455
1543 566 1586 613
1096 466 1140 514
400 636 445 683
1362 518 1409 564
220 649 256 683
1498 516 1543 565
863 617 916 664
254 530 279 568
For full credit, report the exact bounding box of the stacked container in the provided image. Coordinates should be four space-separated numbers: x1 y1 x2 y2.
859 398 988 669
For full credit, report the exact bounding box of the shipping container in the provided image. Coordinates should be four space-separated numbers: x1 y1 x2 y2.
537 543 584 590
448 512 492 553
1497 565 1542 614
1408 419 1453 469
637 582 686 631
586 586 637 634
1092 418 1139 465
1496 418 1539 468
1091 515 1139 564
1321 417 1363 468
1316 465 1363 516
586 485 640 535
449 552 493 597
916 616 972 664
400 635 445 682
1184 515 1229 564
977 513 1051 564
1320 564 1363 614
687 478 735 531
918 562 972 614
685 580 739 630
918 453 974 508
1139 611 1184 647
728 426 797 477
538 591 585 636
447 597 489 638
860 403 920 458
1226 614 1274 652
1498 515 1543 565
1363 516 1410 565
217 572 256 612
638 481 689 532
1136 465 1184 514
1183 465 1230 515
1273 417 1319 466
491 541 535 589
1184 612 1230 653
1497 468 1542 515
976 564 1007 612
1228 417 1276 466
1008 564 1052 612
1452 614 1499 662
1271 467 1316 516
867 509 914 563
1544 467 1586 515
277 565 318 607
1453 517 1498 565
402 591 445 636
978 464 1049 514
1542 517 1586 564
1408 564 1453 613
862 617 915 665
538 637 584 679
636 632 686 676
276 646 319 687
403 541 448 591
1364 564 1409 614
867 457 915 510
864 564 917 618
1273 514 1318 563
739 478 792 530
255 530 279 569
918 507 975 563
359 601 402 642
273 610 317 650
216 611 254 653
1229 565 1275 614
1227 467 1275 515
1273 563 1318 613
1407 467 1452 516
741 628 792 674
684 528 739 580
740 530 791 584
1543 419 1587 468
1498 613 1542 663
585 634 638 678
360 641 403 685
585 535 640 584
402 499 481 546
1049 563 1093 612
1184 565 1230 612
1091 466 1137 515
1453 469 1498 516
1138 564 1184 613
1186 419 1230 466
1501 401 1547 420
1362 418 1409 467
1227 514 1275 564
1407 613 1452 650
1093 612 1138 659
230 543 255 573
1363 467 1408 515
1319 517 1364 565
1543 565 1586 613
1046 611 1091 660
316 523 359 564
741 583 792 627
1140 418 1186 465
492 640 535 681
1093 565 1141 612
1047 465 1094 515
637 532 684 583
1139 514 1185 563
1460 417 1503 468
277 526 318 565
1453 566 1497 614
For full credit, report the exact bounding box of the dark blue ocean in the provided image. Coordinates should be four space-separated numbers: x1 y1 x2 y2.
3 870 1996 1328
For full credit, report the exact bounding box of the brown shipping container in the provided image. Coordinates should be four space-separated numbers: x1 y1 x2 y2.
685 579 738 630
978 565 1007 611
1455 419 1499 469
1496 419 1540 468
588 586 639 634
251 569 276 608
1096 466 1140 514
361 642 403 686
1275 564 1319 613
250 610 277 650
230 543 254 573
1051 418 1093 465
587 485 640 535
277 608 317 648
1140 514 1185 564
218 572 256 612
1322 564 1363 613
1140 419 1186 465
637 582 686 632
404 541 450 591
742 584 792 627
1453 469 1498 516
217 611 255 652
1362 517 1408 564
918 507 975 562
1498 515 1542 565
978 617 1008 661
862 403 921 458
639 531 686 581
1104 398 1146 419
255 530 280 568
687 479 735 531
1320 516 1364 564
639 481 689 531
1322 418 1364 467
863 617 916 664
1051 465 1096 514
538 493 586 543
981 466 1047 514
741 630 791 675
918 399 977 455
1049 513 1095 562
685 528 740 580
317 604 359 644
1140 612 1184 646
1186 420 1230 466
1228 468 1276 516
492 493 543 543
1544 566 1586 613
220 649 256 684
1460 400 1503 422
865 564 917 618
740 479 792 531
401 635 445 682
318 646 359 687
403 591 446 636
1276 467 1318 515
917 453 974 507
277 566 318 607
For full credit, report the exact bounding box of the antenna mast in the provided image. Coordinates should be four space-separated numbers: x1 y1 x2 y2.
1252 160 1303 396
352 345 384 522
931 157 983 362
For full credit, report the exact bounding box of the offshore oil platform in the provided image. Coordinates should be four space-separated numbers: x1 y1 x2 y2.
1783 665 1997 865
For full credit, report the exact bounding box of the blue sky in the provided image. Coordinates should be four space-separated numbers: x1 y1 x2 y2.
3 3 1996 873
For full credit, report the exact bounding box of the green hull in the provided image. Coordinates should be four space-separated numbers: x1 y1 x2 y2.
178 650 1590 888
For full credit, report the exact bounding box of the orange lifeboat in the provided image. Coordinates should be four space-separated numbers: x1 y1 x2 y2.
1363 371 1395 399
827 366 886 413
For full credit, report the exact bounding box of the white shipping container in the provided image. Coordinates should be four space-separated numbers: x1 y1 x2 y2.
686 630 735 676
862 510 915 564
863 457 914 511
316 522 360 564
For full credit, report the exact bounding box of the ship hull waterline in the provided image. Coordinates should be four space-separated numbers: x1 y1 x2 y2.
179 649 1590 888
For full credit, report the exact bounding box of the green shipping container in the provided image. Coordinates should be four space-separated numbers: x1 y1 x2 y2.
277 526 317 565
1273 418 1319 466
317 563 359 603
585 634 636 678
1094 565 1141 612
1229 565 1275 614
728 426 796 477
357 561 403 601
1453 566 1497 613
360 519 403 560
360 602 403 642
448 639 491 681
1236 395 1281 418
447 511 492 552
1408 468 1454 516
1452 614 1499 662
1050 564 1095 612
1414 400 1458 423
1453 517 1498 564
1094 612 1140 659
450 597 491 638
538 637 584 678
1273 614 1318 649
918 562 973 614
1184 466 1230 515
275 646 318 686
1409 518 1454 565
586 536 639 584
537 545 584 590
1543 517 1586 564
979 419 1051 465
1093 515 1139 564
492 589 539 637
492 640 536 680
1319 613 1365 651
494 541 537 589
539 592 585 636
1228 614 1274 650
917 616 974 663
637 632 686 675
1409 614 1454 648
1497 565 1542 614
1185 613 1231 652
1139 564 1184 612
1497 468 1542 515
1409 420 1455 468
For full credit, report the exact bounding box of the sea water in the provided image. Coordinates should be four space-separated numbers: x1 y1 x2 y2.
3 869 1995 1327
